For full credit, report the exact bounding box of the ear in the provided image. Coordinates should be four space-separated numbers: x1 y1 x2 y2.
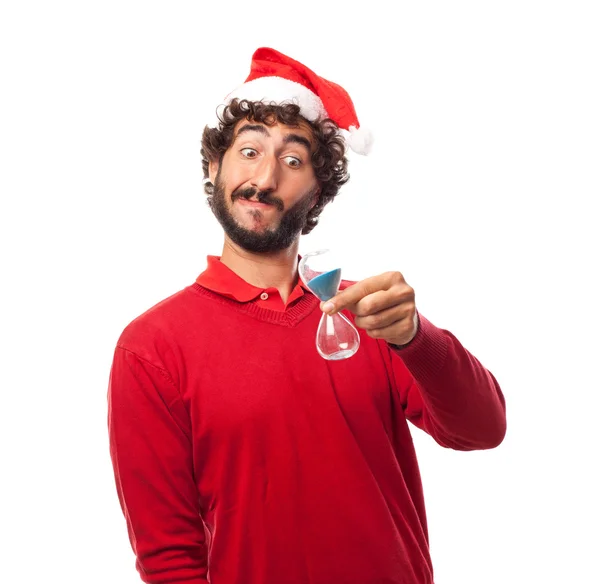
311 185 321 209
208 159 219 184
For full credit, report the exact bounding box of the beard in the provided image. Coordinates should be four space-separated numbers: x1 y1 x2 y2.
208 171 318 253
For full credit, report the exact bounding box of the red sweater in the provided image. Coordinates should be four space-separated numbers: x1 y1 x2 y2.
107 256 506 584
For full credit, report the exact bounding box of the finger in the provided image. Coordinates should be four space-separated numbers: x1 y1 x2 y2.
352 289 412 317
321 273 396 314
354 303 413 330
365 318 416 345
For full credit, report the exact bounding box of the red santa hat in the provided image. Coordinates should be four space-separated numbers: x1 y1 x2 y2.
216 47 374 156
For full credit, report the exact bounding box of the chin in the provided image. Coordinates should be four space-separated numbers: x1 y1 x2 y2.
236 216 279 232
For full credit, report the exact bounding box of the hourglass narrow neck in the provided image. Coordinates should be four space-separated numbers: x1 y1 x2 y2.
307 268 342 301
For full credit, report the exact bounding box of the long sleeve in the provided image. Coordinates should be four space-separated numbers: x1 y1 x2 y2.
387 313 507 451
107 346 209 583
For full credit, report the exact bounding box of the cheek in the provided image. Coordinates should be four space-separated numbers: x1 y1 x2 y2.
220 160 251 192
287 174 318 201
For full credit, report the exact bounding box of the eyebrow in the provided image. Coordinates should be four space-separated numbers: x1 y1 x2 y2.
283 133 312 153
235 124 312 153
235 124 270 139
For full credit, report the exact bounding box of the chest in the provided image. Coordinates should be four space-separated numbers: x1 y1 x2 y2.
179 309 395 446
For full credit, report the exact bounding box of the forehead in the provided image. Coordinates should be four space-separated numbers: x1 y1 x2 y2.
233 119 315 148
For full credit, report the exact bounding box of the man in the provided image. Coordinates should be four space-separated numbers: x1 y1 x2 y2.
107 47 506 584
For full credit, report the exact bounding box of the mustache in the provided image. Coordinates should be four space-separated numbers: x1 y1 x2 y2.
231 187 284 212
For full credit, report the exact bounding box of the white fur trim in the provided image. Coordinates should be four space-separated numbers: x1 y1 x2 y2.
345 125 374 156
221 76 328 122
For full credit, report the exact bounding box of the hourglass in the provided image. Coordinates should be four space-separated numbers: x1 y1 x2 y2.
299 249 360 360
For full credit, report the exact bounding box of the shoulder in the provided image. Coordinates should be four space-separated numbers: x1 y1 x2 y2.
115 284 198 362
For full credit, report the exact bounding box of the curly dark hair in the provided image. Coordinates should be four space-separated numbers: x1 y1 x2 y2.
200 99 349 235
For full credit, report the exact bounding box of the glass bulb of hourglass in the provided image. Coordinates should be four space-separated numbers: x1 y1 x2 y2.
299 249 360 360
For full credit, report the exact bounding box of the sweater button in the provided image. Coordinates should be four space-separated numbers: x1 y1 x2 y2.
260 292 269 300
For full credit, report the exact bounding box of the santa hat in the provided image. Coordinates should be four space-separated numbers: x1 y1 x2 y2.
215 47 373 156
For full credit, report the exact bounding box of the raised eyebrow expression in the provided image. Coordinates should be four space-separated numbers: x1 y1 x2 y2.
234 124 312 154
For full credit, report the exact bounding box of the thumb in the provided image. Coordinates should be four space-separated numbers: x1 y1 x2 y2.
320 299 337 314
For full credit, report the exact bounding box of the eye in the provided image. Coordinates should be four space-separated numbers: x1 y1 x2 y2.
240 148 258 158
283 156 302 168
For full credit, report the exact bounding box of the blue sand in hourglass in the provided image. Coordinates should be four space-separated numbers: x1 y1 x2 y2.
307 268 342 301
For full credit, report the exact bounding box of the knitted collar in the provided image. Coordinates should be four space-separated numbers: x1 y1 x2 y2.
193 255 318 326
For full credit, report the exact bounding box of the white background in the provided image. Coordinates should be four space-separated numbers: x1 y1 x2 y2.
1 1 599 583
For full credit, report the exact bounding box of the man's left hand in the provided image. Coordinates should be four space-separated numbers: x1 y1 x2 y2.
320 271 419 346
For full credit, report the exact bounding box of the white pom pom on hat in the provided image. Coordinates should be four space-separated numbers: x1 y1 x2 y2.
215 47 374 156
345 125 374 156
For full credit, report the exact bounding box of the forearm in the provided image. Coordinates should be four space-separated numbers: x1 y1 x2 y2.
108 346 210 583
391 313 507 450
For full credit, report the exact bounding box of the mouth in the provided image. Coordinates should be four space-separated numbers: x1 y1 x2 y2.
236 198 273 209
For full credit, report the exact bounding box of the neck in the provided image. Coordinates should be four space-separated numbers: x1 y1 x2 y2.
219 237 301 304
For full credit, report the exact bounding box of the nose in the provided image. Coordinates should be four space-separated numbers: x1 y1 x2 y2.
250 154 278 192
